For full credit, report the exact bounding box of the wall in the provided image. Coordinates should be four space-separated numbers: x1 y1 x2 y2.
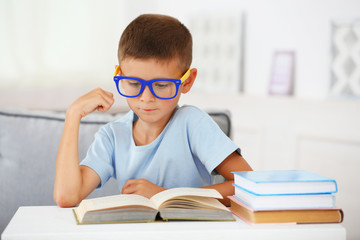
156 0 360 98
2 0 360 99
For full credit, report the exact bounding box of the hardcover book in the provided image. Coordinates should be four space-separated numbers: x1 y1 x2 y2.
73 188 235 224
233 183 335 210
228 196 343 224
232 170 337 195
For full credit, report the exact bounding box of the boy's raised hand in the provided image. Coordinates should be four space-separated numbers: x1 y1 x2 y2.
68 88 114 118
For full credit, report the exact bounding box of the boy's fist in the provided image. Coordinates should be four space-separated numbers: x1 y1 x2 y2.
69 88 114 118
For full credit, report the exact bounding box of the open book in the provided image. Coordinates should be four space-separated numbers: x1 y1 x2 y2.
73 188 234 224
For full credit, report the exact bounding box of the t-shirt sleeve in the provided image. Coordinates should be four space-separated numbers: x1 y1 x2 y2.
80 125 115 189
189 111 240 175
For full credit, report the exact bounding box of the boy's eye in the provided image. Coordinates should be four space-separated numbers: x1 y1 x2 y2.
154 81 171 89
127 80 141 87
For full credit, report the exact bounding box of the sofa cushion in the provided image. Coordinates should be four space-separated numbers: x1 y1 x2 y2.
0 109 123 234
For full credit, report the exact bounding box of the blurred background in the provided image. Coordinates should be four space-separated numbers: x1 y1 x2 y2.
1 0 359 239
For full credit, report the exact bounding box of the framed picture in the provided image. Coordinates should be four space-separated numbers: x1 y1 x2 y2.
269 51 295 96
189 12 244 93
330 20 360 98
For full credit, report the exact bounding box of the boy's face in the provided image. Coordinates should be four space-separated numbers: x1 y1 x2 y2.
119 58 188 126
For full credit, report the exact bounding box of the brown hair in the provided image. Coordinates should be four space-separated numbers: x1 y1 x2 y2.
118 14 192 71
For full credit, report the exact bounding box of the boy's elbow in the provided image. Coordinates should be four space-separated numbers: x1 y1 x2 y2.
54 192 80 208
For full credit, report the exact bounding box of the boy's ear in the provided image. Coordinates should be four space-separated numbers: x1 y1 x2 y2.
181 68 197 94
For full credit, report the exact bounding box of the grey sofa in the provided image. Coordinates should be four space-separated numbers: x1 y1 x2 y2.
0 108 231 235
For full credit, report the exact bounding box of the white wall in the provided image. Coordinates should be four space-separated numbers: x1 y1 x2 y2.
156 0 360 98
1 0 360 99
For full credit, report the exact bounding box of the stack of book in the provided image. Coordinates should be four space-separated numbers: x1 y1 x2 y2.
229 170 344 224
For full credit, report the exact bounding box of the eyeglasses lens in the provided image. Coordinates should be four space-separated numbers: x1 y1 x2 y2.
152 81 177 98
119 79 142 96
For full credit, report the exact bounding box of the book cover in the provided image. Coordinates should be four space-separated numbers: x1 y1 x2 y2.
232 170 337 195
228 196 343 224
73 188 235 224
233 183 335 210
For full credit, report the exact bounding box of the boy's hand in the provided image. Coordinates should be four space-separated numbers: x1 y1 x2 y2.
68 88 114 118
121 178 167 198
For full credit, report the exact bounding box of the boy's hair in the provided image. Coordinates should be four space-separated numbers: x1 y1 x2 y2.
118 14 192 71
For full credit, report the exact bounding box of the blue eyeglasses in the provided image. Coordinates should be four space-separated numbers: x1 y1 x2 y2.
113 66 190 100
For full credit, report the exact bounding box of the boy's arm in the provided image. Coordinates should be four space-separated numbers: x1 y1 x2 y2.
53 88 114 207
202 151 252 206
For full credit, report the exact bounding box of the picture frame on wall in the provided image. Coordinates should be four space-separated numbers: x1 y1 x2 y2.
189 12 244 94
330 20 360 98
269 51 295 96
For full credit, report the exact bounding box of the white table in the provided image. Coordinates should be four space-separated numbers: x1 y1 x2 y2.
2 206 346 240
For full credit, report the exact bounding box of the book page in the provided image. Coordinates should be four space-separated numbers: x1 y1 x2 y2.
159 196 230 211
83 194 156 211
150 187 222 209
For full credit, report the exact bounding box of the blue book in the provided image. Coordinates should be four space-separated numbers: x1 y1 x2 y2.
233 183 335 210
232 170 337 195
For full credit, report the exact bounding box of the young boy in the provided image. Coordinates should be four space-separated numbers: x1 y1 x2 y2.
54 14 252 208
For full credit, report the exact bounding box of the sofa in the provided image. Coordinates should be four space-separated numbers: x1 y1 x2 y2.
0 107 231 235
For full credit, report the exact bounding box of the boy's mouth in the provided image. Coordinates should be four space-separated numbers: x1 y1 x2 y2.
142 108 156 112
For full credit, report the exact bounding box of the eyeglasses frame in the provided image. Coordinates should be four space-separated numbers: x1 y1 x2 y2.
113 66 191 100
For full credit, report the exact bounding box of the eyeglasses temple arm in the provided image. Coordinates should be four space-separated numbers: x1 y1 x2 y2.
114 65 120 76
180 68 191 83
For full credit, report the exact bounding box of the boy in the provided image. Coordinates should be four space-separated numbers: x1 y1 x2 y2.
54 14 252 208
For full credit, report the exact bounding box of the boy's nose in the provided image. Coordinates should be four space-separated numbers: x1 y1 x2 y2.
139 86 156 102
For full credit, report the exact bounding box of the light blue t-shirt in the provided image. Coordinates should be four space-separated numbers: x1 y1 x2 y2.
80 105 240 191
